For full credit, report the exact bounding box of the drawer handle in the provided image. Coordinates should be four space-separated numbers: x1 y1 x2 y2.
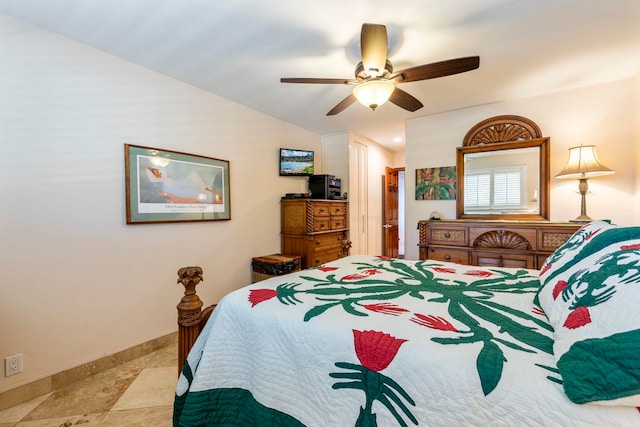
444 232 451 238
444 255 451 261
320 223 325 228
319 208 326 213
316 240 320 246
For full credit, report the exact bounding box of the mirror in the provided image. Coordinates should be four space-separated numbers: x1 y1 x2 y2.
456 138 550 220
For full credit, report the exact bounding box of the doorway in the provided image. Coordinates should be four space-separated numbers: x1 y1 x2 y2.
383 167 405 258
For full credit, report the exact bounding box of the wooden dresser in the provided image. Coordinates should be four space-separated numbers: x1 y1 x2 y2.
418 220 581 269
281 199 350 268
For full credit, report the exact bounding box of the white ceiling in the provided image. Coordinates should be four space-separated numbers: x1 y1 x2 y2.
1 0 639 150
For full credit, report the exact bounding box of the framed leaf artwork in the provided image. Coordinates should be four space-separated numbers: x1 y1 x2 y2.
415 166 456 200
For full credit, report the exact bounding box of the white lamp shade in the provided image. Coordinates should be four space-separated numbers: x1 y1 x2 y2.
555 145 614 179
352 80 395 110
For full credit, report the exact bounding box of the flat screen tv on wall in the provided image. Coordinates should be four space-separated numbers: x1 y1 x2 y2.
279 148 314 176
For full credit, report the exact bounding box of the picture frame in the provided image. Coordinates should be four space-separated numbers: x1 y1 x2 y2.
415 166 456 200
125 144 230 224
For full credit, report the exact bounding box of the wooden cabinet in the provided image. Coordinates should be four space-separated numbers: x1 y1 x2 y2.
418 220 581 269
281 199 350 268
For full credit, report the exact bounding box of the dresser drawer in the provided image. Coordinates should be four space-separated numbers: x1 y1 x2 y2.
313 202 331 217
472 251 534 269
312 233 344 250
310 249 343 266
330 203 346 216
330 217 346 230
429 226 468 246
538 228 576 252
426 247 469 264
313 218 331 232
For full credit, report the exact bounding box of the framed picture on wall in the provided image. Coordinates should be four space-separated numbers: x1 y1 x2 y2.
124 144 231 224
415 166 456 200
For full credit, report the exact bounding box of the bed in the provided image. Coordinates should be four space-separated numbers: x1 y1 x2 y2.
173 220 640 426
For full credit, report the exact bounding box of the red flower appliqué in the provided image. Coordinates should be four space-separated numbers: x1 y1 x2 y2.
531 307 546 316
376 255 391 260
464 270 494 277
433 267 456 274
586 229 601 240
352 330 406 372
563 306 592 329
621 243 640 250
363 303 409 316
552 280 568 300
342 269 381 281
411 313 458 332
248 289 277 307
539 263 552 276
317 266 339 272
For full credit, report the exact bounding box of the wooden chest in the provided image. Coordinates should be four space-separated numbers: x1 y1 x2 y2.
281 199 350 268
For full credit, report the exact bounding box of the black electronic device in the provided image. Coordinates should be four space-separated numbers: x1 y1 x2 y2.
283 192 311 199
309 174 342 200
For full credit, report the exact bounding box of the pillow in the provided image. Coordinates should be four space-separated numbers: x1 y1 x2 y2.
537 220 640 406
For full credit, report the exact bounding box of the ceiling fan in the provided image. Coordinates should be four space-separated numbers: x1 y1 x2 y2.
280 23 480 116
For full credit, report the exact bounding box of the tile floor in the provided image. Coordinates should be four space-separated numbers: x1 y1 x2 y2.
0 339 178 427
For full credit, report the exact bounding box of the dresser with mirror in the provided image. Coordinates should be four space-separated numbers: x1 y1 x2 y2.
418 115 582 268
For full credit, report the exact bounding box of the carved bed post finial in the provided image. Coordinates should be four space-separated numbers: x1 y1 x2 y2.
177 266 204 314
176 266 204 375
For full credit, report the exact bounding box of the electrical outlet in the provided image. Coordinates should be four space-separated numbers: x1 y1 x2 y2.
5 354 22 377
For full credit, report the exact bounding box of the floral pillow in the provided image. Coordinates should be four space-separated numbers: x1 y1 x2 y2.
537 220 640 406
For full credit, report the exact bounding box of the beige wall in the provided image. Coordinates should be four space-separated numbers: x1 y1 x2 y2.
635 74 640 225
405 77 640 260
0 15 322 393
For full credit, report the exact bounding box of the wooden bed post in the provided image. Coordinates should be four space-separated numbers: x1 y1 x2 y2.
176 266 217 374
176 266 205 374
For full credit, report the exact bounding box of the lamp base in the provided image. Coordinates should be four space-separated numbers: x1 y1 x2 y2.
569 214 593 223
568 179 593 223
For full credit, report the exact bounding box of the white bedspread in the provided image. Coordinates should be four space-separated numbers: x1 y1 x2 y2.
174 255 639 426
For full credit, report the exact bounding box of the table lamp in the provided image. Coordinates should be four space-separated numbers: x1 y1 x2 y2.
555 145 614 222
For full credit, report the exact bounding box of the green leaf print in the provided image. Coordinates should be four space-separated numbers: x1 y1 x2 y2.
270 258 552 397
477 340 506 396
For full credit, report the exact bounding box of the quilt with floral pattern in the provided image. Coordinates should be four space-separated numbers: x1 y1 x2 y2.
174 255 639 426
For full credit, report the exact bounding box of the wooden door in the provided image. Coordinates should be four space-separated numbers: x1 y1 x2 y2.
383 167 401 258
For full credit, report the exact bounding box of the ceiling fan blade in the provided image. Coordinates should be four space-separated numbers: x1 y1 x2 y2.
390 56 480 83
327 94 357 116
388 87 423 112
281 77 356 85
360 23 388 77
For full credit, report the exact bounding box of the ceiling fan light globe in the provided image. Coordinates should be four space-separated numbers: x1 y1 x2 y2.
353 79 395 111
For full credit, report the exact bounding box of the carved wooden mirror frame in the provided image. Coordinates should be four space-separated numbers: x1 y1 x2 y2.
456 115 550 221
